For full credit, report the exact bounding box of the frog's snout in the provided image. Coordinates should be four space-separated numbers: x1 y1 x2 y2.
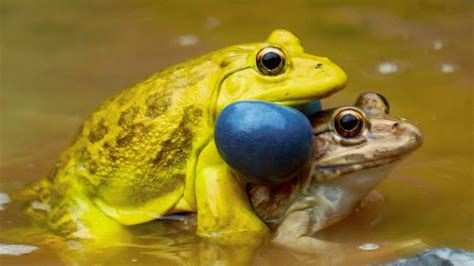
411 124 423 149
393 120 424 152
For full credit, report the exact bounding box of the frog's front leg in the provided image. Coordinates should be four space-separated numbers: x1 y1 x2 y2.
195 141 269 245
271 206 340 254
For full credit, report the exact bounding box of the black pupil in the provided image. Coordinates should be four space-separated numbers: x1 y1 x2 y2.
262 52 282 70
339 114 359 131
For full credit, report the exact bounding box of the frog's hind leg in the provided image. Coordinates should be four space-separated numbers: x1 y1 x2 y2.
45 191 132 248
22 180 130 249
195 141 269 245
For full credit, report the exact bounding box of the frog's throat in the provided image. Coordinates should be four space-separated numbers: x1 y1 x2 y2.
281 163 396 234
208 65 252 124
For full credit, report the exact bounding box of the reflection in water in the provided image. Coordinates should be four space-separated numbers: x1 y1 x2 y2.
0 193 11 210
0 244 38 256
0 212 260 265
1 1 472 265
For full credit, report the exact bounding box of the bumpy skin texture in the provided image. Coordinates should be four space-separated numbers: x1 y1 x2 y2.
27 29 347 245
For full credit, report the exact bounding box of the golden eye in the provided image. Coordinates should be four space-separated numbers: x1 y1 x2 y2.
334 109 365 138
256 47 286 75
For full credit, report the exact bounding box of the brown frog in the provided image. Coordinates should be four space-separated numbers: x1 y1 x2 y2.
249 93 423 253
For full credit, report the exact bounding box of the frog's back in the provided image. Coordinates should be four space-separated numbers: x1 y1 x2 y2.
49 52 231 225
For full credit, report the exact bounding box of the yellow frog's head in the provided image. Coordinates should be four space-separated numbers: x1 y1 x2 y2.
215 29 348 115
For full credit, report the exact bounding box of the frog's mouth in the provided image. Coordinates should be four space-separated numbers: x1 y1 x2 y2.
275 99 320 107
314 156 402 182
256 83 346 107
250 62 348 106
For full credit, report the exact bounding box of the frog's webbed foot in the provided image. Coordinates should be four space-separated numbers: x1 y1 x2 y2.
195 141 269 246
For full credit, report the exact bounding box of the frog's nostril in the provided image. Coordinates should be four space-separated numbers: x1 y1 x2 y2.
392 123 400 130
315 63 323 69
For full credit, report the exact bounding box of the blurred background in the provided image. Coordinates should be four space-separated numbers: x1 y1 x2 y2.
1 1 472 265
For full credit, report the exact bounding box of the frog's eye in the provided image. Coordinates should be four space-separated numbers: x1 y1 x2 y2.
256 47 286 75
334 109 365 138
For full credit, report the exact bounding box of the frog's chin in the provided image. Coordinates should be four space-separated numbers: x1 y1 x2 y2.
272 163 396 234
308 163 397 229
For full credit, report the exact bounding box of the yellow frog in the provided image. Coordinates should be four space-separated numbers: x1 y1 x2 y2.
25 29 347 247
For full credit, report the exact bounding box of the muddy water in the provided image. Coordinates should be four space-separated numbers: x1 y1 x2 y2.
1 1 472 265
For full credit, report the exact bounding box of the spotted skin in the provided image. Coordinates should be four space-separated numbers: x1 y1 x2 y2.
87 119 109 143
23 30 348 243
249 94 423 253
42 58 216 227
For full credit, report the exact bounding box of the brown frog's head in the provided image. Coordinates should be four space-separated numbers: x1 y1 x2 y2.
249 93 423 231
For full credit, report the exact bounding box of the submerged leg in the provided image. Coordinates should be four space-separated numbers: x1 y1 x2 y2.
271 208 339 254
195 141 269 245
46 191 131 248
24 180 131 249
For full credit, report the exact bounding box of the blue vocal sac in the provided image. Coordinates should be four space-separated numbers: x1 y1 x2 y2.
214 100 313 184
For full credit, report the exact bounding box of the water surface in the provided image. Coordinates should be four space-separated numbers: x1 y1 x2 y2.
1 1 472 265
